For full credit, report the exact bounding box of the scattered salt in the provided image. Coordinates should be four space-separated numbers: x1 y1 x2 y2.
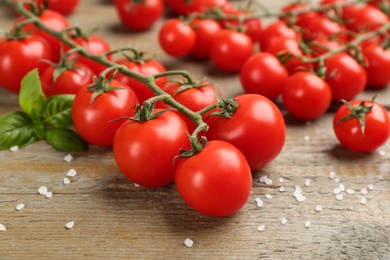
368 184 374 190
329 171 336 179
184 238 194 247
305 179 311 187
64 154 74 162
334 178 341 183
0 224 6 231
377 150 386 156
255 197 264 208
281 218 288 225
315 205 323 212
360 197 367 205
336 194 344 201
38 186 48 195
10 145 19 152
339 183 345 192
265 178 273 185
265 194 272 199
66 169 77 177
333 187 342 195
304 135 311 142
63 177 71 185
305 221 311 228
360 188 368 195
134 183 140 187
257 224 265 231
279 177 284 183
259 176 268 183
16 204 24 211
346 189 355 195
279 186 285 192
65 221 74 229
46 192 53 198
296 195 306 202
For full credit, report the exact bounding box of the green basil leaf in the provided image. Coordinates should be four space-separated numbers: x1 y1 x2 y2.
46 128 88 152
44 94 75 128
0 111 37 149
19 69 47 122
34 123 46 140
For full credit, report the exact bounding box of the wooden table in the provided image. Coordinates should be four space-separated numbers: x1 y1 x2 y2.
1 1 390 259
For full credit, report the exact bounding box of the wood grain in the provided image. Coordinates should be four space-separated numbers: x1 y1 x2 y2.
1 1 390 259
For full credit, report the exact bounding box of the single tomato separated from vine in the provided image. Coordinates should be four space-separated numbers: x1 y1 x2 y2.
113 109 190 188
333 98 390 153
206 94 286 171
175 140 252 217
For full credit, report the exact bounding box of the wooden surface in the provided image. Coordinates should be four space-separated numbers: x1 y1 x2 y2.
1 1 390 259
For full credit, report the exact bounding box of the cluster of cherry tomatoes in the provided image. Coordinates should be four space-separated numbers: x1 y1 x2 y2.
1 0 390 217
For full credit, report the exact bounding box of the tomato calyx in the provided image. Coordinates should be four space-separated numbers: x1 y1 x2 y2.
334 96 377 135
206 93 239 119
170 77 211 96
86 72 125 105
8 18 38 40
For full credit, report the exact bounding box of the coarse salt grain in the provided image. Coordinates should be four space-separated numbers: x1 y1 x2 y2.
10 145 19 152
304 135 311 142
63 177 71 185
315 205 323 212
65 221 74 229
305 179 311 187
336 194 344 201
281 218 288 225
66 169 77 177
361 188 368 195
265 194 272 199
16 204 24 211
0 224 6 231
279 177 284 183
259 176 268 183
329 171 336 179
360 197 367 205
305 221 311 228
346 189 355 195
378 150 386 156
296 195 306 203
279 186 285 192
334 178 341 183
38 186 48 195
184 238 194 247
46 192 53 198
333 187 342 195
265 179 273 185
257 224 265 231
255 197 264 208
64 154 74 162
134 183 140 187
368 184 374 190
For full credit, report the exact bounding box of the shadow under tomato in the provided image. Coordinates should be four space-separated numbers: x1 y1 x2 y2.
328 144 376 162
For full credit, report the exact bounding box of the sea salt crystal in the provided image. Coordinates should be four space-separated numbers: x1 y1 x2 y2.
281 218 288 225
0 224 6 231
336 194 344 201
38 186 48 195
339 183 345 192
329 171 336 179
334 178 341 183
333 187 342 195
305 179 311 187
259 176 268 183
315 205 323 212
346 189 355 195
257 224 265 231
360 197 367 205
10 145 19 152
377 150 386 156
368 184 374 190
134 183 140 187
360 188 368 195
265 179 273 185
46 192 53 198
255 197 264 208
265 194 272 199
296 195 306 202
304 135 311 142
63 177 71 185
64 154 74 162
279 186 285 192
184 238 194 247
65 221 74 229
66 169 77 177
279 177 284 183
16 204 24 211
305 221 311 228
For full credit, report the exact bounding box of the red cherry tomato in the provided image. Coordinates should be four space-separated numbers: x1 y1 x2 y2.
114 0 164 31
206 94 286 171
333 99 390 153
113 57 167 103
35 0 80 15
301 16 347 42
158 19 196 58
282 71 332 121
175 140 252 217
166 0 228 16
362 43 390 88
280 2 319 28
259 21 299 51
343 5 388 32
189 18 222 59
210 29 254 73
40 62 94 97
240 52 288 100
324 53 367 101
113 109 190 188
72 79 139 147
0 34 54 93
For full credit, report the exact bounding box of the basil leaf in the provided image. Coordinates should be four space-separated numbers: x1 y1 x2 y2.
44 94 75 128
0 111 37 149
34 123 46 140
46 128 88 152
19 69 47 122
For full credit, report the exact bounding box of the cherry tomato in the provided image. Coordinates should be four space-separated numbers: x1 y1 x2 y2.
40 61 94 97
362 43 390 88
259 21 299 51
343 5 388 32
113 109 190 188
114 0 164 31
35 0 80 15
113 57 167 103
240 52 288 100
15 9 69 61
282 71 332 121
206 94 286 171
266 36 312 75
158 19 196 58
189 18 222 59
333 99 390 153
324 53 367 101
166 0 227 16
210 29 254 73
301 16 347 42
0 34 54 93
280 2 319 28
157 80 219 133
175 140 252 217
64 34 112 75
72 79 139 147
